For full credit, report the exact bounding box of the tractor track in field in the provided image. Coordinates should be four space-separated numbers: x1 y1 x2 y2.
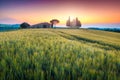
50 30 120 50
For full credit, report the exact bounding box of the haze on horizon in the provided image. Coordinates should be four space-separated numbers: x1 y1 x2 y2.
0 0 120 25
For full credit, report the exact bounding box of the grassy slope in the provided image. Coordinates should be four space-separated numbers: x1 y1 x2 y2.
0 29 120 80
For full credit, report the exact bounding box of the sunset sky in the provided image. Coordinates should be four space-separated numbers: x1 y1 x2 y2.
0 0 120 24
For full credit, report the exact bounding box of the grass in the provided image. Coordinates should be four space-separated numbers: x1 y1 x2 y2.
0 29 120 80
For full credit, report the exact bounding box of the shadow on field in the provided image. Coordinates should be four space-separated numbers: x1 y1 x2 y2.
53 31 120 50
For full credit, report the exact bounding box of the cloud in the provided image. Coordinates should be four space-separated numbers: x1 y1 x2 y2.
0 17 22 24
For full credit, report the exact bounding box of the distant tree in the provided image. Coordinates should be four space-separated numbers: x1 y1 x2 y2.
20 22 30 28
66 16 71 26
76 17 81 28
50 19 60 28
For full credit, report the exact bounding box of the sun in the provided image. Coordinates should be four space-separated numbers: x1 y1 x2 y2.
70 16 76 21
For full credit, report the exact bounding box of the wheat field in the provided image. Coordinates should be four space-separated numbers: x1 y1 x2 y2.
0 29 120 80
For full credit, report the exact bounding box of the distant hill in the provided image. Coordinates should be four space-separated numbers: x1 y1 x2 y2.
88 27 120 33
0 24 20 31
